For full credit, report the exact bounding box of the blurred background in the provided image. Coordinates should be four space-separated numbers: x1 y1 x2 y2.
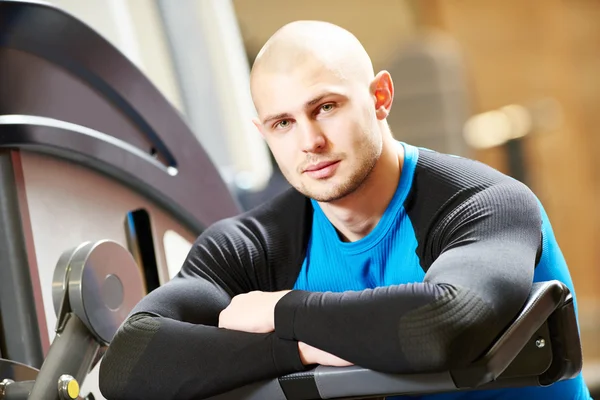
34 0 600 395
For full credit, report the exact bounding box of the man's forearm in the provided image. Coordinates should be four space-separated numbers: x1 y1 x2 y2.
99 314 306 400
273 281 511 374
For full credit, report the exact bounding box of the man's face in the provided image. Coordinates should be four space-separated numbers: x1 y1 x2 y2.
253 62 382 202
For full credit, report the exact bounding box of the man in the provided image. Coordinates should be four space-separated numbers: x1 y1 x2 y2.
99 21 591 400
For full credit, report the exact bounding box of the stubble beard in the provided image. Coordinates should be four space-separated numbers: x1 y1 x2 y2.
295 137 381 203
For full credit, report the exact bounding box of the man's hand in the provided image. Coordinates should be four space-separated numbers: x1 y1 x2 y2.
219 291 353 367
218 290 291 333
298 342 354 367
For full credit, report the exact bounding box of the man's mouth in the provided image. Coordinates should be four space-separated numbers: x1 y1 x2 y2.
304 161 339 172
303 161 341 179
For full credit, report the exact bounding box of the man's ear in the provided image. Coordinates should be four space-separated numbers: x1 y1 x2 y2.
371 70 394 120
252 117 266 139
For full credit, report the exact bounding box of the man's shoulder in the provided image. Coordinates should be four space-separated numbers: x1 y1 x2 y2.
412 146 512 190
203 187 313 245
406 146 543 269
237 186 312 225
407 146 536 207
185 188 313 291
406 146 540 231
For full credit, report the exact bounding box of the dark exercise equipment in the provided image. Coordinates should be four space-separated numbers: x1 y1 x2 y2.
0 1 584 399
0 0 238 398
0 0 238 371
2 240 145 400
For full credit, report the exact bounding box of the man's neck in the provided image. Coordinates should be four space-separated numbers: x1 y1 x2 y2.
318 136 404 242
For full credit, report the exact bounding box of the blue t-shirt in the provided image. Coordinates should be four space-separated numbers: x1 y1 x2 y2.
294 142 591 400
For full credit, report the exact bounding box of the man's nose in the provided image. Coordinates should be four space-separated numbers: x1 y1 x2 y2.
299 120 326 153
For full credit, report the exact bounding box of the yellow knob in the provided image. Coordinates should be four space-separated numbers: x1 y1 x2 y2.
67 379 79 399
58 375 79 400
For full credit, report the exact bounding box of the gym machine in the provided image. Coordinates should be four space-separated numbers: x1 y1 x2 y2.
2 240 146 400
0 1 584 399
0 1 238 398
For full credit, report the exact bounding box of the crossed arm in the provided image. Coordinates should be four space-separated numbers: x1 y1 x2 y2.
218 290 353 367
98 182 542 400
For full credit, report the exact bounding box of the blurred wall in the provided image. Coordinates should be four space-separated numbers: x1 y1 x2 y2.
414 0 600 372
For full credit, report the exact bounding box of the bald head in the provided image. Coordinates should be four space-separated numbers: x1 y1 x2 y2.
248 21 396 204
250 21 375 104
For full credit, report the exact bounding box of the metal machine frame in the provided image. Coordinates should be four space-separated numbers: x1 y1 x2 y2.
0 0 241 370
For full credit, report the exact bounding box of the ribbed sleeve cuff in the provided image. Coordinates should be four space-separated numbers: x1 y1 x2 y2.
271 335 305 373
274 290 310 340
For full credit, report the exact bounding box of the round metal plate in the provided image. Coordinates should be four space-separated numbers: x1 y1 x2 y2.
67 240 146 345
51 242 92 317
0 358 38 382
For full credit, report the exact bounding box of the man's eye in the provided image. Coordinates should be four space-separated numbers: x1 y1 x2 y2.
275 120 291 129
321 103 335 112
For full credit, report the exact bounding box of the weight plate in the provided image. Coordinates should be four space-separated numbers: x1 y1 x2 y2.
67 240 146 345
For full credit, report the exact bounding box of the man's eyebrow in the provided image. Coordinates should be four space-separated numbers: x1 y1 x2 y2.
261 92 345 125
305 91 345 107
305 94 328 107
262 112 292 125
